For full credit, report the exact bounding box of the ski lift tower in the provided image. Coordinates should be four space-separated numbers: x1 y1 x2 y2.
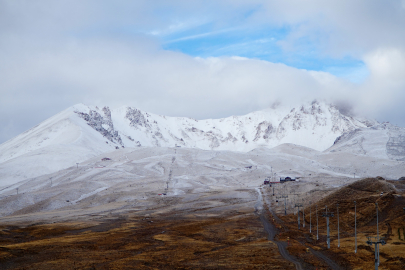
366 202 386 269
322 207 334 249
295 203 303 229
276 195 288 215
366 236 386 270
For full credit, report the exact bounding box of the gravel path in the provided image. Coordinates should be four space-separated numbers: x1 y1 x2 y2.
255 188 303 270
260 187 344 270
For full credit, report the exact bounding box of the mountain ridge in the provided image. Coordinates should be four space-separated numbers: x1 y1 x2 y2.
71 101 374 152
1 100 404 187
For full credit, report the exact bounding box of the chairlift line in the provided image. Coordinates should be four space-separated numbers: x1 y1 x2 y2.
316 205 319 240
355 201 357 254
309 203 312 233
337 203 340 248
295 203 303 229
322 211 334 249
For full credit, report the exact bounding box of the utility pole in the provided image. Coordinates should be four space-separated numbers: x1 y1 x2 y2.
302 199 305 228
282 195 288 216
276 195 288 215
309 202 312 233
337 203 340 248
366 236 386 270
273 185 275 196
316 205 319 240
366 202 387 269
295 203 303 229
354 201 357 254
322 208 334 249
376 202 380 266
290 193 300 215
293 195 296 214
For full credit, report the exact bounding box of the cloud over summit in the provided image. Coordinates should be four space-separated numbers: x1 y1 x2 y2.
1 0 405 143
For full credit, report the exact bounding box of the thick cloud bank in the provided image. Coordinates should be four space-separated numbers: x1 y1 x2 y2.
1 0 405 143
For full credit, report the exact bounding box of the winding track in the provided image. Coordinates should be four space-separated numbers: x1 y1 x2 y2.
307 247 343 270
259 187 343 270
255 188 303 270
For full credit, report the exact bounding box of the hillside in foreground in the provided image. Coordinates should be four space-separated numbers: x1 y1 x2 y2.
268 178 405 269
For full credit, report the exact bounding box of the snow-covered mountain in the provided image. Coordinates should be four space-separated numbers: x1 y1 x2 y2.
1 101 372 162
1 145 404 221
0 100 404 187
79 101 374 152
326 122 405 161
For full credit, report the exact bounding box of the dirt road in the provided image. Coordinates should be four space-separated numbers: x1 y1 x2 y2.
258 187 344 270
255 188 304 270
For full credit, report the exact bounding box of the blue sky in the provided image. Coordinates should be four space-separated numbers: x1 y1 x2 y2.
160 23 369 83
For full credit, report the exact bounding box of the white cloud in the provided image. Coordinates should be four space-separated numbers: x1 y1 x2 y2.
1 0 405 143
364 49 405 82
0 34 352 140
356 49 405 123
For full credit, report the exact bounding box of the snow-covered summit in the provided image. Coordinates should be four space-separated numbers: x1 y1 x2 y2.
0 101 380 165
1 100 404 187
0 104 113 164
69 100 372 152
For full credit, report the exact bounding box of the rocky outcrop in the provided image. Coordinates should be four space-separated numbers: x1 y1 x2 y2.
125 107 150 129
75 107 123 145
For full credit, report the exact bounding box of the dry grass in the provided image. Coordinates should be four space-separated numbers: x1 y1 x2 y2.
269 178 405 270
0 212 295 270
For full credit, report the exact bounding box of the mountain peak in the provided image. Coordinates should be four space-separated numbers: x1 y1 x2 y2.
66 101 371 152
1 101 404 187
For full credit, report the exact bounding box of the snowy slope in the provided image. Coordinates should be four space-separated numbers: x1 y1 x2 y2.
1 100 370 166
0 104 122 163
73 100 372 152
0 104 122 186
326 122 405 161
1 100 403 188
1 146 403 221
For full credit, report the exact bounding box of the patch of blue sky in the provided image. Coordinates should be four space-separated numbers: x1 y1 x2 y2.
161 25 369 83
323 61 369 84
